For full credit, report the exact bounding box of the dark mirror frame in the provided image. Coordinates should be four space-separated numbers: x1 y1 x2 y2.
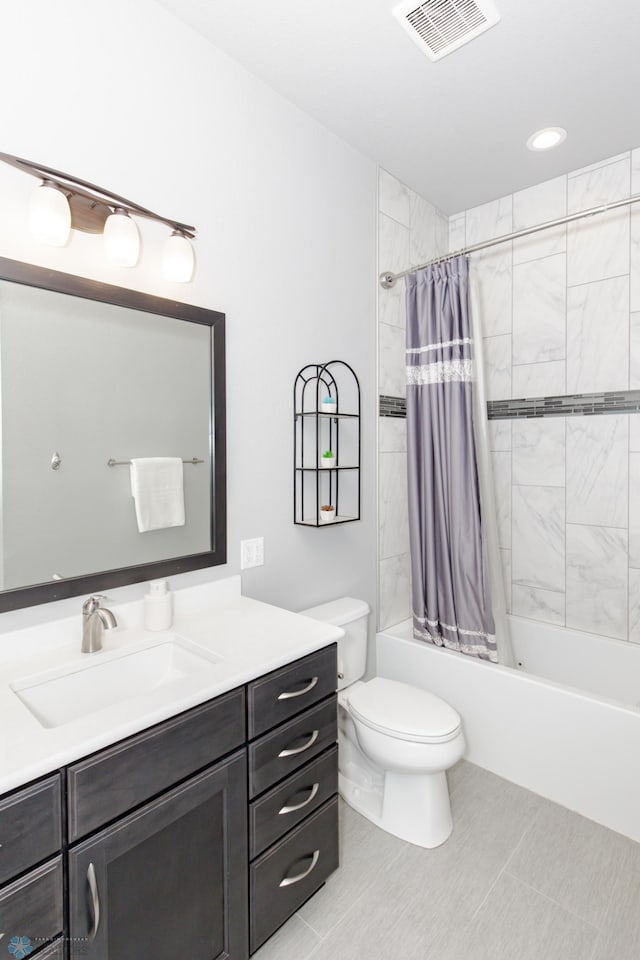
0 256 227 612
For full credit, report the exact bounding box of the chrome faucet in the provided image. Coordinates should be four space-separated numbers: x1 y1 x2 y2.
82 595 117 654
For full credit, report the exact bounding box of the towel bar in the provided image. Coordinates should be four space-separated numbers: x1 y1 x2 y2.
107 457 204 467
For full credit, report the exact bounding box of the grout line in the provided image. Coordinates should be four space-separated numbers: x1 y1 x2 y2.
470 819 534 922
510 581 565 596
565 520 629 532
294 913 324 939
566 269 630 291
378 207 410 232
502 870 606 934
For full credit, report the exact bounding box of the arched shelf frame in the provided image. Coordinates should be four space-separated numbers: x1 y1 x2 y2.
293 361 361 526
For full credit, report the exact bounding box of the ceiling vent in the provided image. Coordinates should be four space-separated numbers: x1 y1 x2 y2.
392 0 500 62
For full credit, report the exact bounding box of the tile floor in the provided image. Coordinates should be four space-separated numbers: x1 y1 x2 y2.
253 761 640 960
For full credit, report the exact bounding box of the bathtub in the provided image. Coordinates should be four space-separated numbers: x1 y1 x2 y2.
376 616 640 842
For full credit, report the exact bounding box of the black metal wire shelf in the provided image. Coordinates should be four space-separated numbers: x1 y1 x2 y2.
297 515 359 527
294 361 361 527
295 465 359 471
295 411 359 419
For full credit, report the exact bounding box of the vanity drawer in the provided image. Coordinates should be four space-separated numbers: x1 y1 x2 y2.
68 687 245 841
0 775 61 885
250 797 339 953
248 645 337 738
0 856 64 946
250 746 338 858
249 696 337 799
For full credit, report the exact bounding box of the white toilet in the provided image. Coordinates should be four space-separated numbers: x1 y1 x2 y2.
301 597 465 849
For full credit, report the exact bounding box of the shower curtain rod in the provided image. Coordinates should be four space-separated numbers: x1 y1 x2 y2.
379 192 640 289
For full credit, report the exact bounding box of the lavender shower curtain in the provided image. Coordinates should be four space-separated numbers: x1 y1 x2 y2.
405 256 497 662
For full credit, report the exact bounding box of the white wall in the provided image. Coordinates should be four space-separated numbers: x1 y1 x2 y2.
0 0 377 631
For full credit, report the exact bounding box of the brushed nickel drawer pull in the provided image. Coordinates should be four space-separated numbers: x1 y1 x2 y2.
277 677 319 700
87 862 100 942
278 730 319 758
278 783 320 815
279 850 320 887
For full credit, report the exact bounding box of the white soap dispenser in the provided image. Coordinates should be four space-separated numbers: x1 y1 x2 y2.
144 579 173 631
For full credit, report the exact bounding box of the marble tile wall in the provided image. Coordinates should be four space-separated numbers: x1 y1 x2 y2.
456 146 640 644
377 168 449 630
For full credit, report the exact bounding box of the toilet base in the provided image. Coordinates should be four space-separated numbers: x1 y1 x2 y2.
339 763 454 849
382 770 453 848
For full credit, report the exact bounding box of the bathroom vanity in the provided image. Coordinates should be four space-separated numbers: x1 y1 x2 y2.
0 584 342 959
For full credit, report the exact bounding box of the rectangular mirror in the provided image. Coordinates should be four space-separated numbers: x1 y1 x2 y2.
0 257 226 611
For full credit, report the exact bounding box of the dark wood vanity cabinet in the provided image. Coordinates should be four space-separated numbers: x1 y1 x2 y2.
0 775 64 956
68 753 248 960
247 645 339 954
66 688 248 960
1 643 338 960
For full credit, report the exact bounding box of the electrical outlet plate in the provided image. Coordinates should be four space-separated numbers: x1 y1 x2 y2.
240 537 264 570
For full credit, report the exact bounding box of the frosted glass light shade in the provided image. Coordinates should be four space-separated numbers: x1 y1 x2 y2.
104 210 140 267
163 231 194 283
28 182 71 246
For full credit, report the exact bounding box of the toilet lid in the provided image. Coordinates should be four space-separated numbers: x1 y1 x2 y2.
348 677 461 744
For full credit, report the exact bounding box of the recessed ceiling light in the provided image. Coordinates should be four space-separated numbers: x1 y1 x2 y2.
527 127 567 151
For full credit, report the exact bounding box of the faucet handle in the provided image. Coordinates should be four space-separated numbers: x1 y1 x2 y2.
82 595 110 614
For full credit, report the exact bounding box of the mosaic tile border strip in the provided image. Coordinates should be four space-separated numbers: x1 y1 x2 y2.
380 390 640 420
487 389 640 420
379 394 406 418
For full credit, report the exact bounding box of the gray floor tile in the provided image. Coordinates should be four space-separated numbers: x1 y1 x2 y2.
304 862 461 960
251 914 321 960
297 799 408 937
591 853 640 959
450 761 544 844
440 872 599 960
507 800 635 928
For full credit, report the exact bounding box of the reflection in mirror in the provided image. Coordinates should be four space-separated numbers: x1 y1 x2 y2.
0 258 226 612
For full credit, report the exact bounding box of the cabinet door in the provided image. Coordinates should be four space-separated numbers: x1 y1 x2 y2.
68 751 248 960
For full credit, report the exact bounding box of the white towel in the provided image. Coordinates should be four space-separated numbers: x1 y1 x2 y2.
130 458 185 533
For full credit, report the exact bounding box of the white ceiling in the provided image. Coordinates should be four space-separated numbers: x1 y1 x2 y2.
155 0 640 214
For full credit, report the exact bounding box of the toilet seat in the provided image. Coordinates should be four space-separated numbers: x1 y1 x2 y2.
348 677 461 744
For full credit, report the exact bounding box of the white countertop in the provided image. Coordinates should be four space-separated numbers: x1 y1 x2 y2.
0 577 343 794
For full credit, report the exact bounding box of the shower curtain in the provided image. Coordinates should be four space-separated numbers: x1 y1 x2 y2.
405 256 499 662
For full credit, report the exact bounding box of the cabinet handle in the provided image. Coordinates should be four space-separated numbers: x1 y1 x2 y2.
87 862 101 943
277 677 319 700
278 782 320 815
278 729 319 758
279 850 320 887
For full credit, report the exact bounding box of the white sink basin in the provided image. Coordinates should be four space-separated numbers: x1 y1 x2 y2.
10 638 223 729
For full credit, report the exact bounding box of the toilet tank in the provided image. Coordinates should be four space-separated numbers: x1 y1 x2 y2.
299 597 370 690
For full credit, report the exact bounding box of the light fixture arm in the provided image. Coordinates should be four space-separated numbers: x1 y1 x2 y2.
0 151 196 238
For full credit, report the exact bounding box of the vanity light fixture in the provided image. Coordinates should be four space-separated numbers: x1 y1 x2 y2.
28 180 71 247
0 151 196 282
163 230 195 283
526 127 567 151
103 208 140 268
